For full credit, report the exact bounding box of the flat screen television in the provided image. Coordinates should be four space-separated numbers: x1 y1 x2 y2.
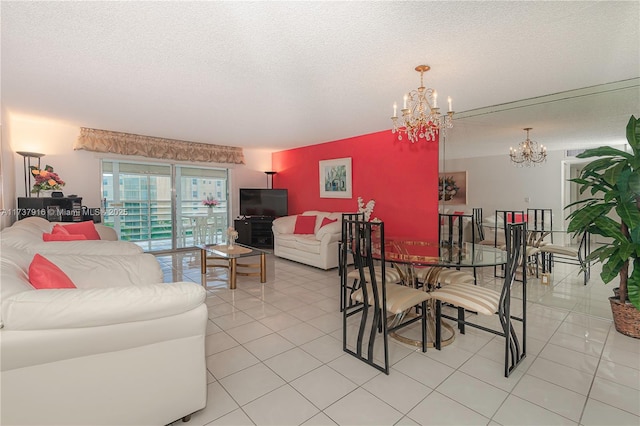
239 188 288 217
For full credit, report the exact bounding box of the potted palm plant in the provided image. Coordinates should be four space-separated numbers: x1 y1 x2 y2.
566 115 639 338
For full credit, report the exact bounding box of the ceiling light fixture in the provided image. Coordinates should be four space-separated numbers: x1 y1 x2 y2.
391 65 454 143
509 128 547 167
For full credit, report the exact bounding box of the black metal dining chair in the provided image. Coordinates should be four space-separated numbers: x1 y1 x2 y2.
342 219 432 374
431 222 527 377
540 231 591 285
339 212 363 312
527 208 554 244
438 212 479 283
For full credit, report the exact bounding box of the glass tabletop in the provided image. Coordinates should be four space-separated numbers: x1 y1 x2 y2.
198 243 271 259
382 240 507 268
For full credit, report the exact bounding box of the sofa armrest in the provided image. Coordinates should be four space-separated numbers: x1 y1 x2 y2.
316 221 342 244
272 215 297 235
2 282 206 330
96 224 118 241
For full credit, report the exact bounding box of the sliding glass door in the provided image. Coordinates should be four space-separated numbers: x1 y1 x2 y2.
102 160 228 252
176 166 229 249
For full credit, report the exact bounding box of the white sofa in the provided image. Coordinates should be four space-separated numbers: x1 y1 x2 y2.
0 218 208 426
272 211 343 270
0 216 142 255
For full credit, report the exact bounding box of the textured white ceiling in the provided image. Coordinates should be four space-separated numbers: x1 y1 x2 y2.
2 1 639 157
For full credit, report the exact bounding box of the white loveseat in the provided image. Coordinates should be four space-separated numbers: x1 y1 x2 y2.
0 218 208 426
272 211 343 269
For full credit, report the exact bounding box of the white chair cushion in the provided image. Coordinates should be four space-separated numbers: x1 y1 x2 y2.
347 266 402 284
540 244 578 257
431 283 500 316
416 267 474 286
351 283 431 315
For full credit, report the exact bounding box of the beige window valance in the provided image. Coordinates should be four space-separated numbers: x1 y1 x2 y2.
74 128 245 164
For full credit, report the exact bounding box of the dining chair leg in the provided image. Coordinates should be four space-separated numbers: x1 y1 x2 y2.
435 300 442 350
457 307 466 334
421 301 427 353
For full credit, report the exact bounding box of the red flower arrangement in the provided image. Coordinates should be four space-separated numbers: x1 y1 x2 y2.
30 165 65 193
202 195 219 207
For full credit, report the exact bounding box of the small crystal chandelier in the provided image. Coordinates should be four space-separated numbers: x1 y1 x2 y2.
391 65 454 143
510 128 547 167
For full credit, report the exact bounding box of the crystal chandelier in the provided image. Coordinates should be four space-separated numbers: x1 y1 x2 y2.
510 127 547 166
391 65 454 143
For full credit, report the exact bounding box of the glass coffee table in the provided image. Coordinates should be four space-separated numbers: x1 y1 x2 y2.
198 243 270 289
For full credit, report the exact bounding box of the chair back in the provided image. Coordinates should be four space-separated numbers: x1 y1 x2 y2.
527 208 553 243
472 207 485 241
439 212 476 262
350 219 386 310
340 213 364 273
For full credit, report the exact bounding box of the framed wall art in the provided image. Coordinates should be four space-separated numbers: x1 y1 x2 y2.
438 170 467 205
319 157 352 198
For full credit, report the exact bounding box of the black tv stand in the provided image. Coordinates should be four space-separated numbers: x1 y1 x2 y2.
234 216 275 248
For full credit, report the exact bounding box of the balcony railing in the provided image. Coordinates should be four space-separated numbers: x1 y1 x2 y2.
103 199 228 248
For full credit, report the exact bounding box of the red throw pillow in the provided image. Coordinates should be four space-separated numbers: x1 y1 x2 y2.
320 217 338 228
43 233 88 242
61 221 101 240
28 254 77 289
51 224 70 235
294 215 317 234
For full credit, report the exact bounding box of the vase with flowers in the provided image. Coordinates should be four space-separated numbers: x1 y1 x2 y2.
202 196 219 208
30 165 65 197
202 196 219 215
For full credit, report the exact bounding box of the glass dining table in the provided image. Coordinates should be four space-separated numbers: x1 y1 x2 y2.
373 238 509 347
382 239 508 284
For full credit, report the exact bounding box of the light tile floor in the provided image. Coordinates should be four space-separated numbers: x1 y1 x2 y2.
159 251 640 426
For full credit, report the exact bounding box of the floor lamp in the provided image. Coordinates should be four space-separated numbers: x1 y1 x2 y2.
264 171 276 189
16 151 45 198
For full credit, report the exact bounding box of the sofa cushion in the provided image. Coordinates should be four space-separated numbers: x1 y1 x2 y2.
52 224 70 235
320 217 338 228
0 258 35 328
28 254 77 289
276 233 298 249
294 235 321 254
272 215 297 234
2 282 205 330
61 221 101 240
45 253 164 288
294 215 316 234
11 216 53 232
43 233 88 242
305 211 343 234
315 220 341 242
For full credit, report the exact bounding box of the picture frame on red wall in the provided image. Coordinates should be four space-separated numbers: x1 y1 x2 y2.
319 157 352 199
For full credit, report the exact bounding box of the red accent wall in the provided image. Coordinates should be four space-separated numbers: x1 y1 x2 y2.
272 130 439 241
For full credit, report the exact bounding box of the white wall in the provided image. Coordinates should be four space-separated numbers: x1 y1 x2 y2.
442 149 567 228
0 106 16 229
3 112 271 225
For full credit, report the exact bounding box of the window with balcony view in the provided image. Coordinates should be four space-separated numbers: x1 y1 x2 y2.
102 160 228 252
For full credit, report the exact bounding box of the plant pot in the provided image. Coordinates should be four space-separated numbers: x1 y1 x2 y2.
609 297 640 339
